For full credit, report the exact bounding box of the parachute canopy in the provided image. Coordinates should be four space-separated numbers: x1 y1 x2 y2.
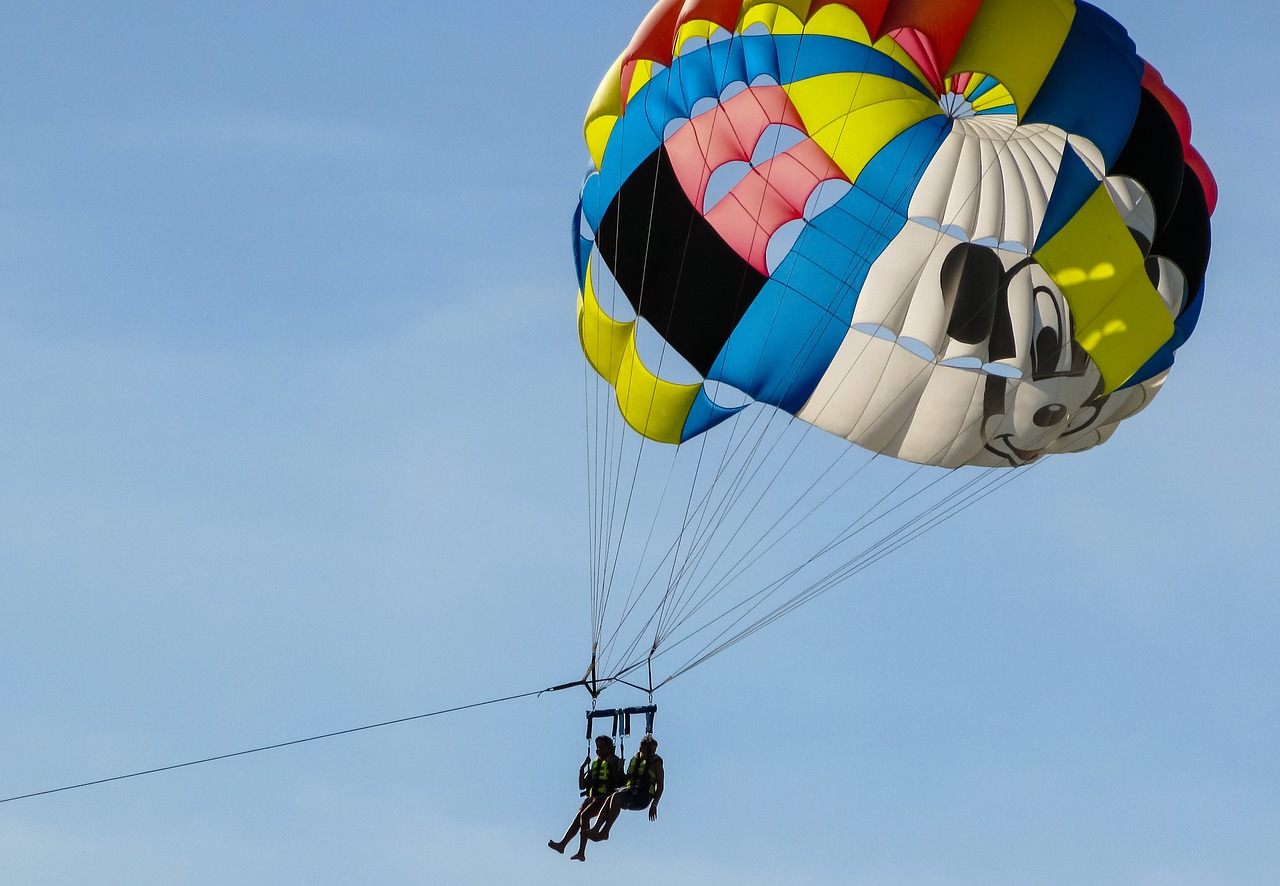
574 0 1215 469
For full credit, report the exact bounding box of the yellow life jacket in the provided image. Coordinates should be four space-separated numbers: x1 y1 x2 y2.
626 755 657 797
586 757 614 797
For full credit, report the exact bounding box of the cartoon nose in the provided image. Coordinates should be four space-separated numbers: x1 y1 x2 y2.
1034 404 1070 428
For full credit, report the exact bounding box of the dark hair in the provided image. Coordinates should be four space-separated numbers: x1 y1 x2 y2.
594 735 615 750
639 735 657 752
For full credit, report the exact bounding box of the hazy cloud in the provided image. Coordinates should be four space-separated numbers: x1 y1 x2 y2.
108 113 400 158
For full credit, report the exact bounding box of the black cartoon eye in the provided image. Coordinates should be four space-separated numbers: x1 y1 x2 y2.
1032 321 1063 379
940 242 1003 345
1030 285 1090 382
940 242 1025 362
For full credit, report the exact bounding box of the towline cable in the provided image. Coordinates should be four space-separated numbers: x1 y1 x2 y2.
0 679 587 806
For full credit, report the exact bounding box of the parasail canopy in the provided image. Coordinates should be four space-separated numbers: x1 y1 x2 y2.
571 0 1215 693
574 0 1214 470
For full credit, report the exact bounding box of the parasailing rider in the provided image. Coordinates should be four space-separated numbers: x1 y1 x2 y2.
588 734 664 843
548 735 625 861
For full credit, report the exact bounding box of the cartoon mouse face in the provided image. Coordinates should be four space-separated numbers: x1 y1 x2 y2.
796 110 1173 468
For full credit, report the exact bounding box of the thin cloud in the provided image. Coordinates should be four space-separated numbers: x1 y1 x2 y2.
108 113 400 157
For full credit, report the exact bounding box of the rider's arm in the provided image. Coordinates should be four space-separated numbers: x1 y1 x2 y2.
648 757 664 820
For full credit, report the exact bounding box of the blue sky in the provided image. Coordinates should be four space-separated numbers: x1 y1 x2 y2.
0 2 1275 883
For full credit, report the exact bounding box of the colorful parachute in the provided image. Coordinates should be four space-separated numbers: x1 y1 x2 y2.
573 0 1215 470
570 0 1215 690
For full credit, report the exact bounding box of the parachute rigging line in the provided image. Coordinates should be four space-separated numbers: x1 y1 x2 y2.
576 4 1209 690
586 372 1048 689
0 682 583 807
657 459 1044 684
582 61 1054 677
586 354 1034 688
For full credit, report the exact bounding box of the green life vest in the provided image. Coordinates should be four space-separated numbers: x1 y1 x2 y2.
626 755 657 797
586 757 614 797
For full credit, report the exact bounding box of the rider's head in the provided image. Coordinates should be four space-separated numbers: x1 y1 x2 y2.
594 735 615 755
639 735 657 755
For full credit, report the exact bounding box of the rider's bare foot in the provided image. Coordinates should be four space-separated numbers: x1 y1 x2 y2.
547 840 566 854
570 851 586 862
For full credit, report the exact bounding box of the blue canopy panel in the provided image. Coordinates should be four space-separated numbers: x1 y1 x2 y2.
572 198 592 289
683 115 952 439
1022 1 1144 171
1034 141 1106 253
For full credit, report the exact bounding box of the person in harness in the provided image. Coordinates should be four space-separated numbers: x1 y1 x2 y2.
548 734 624 861
588 734 663 843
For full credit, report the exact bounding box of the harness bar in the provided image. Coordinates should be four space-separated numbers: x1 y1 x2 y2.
585 705 657 741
